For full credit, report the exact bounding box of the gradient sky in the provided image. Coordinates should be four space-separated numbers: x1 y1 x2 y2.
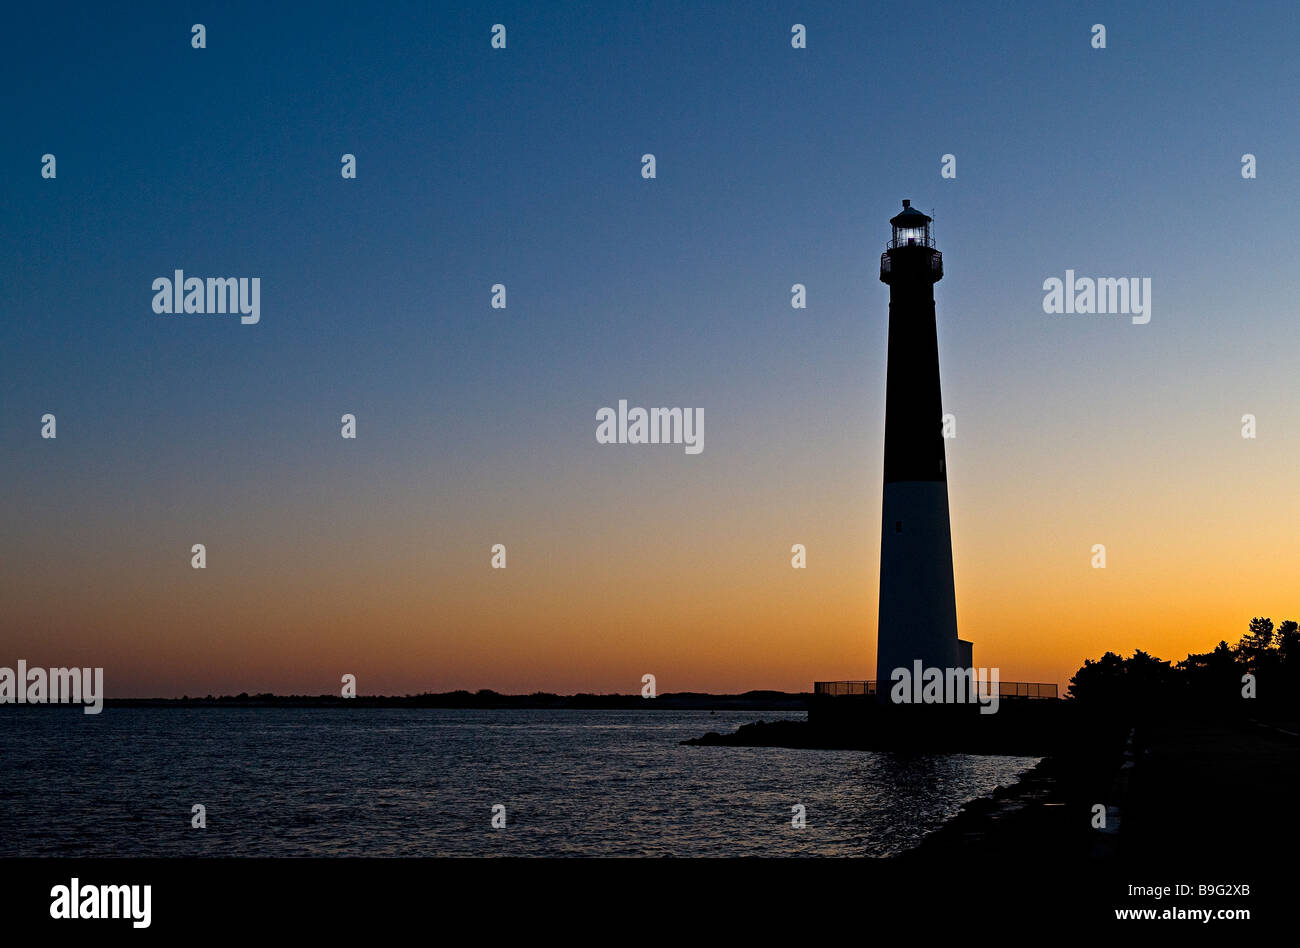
3 1 1298 697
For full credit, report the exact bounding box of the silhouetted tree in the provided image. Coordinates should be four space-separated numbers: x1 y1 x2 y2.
1235 617 1275 672
1124 649 1177 691
1067 650 1174 717
1067 651 1125 704
1276 620 1300 663
1178 641 1240 711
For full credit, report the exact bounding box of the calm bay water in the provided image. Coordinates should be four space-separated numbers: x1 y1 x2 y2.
0 708 1037 857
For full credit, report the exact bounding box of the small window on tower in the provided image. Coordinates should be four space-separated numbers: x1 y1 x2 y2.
895 520 903 533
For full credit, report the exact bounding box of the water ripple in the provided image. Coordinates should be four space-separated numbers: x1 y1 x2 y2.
0 708 1037 857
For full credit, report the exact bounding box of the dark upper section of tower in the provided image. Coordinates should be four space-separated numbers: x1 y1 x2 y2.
880 200 947 484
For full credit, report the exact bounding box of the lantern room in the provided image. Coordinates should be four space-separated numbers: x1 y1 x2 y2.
889 199 933 248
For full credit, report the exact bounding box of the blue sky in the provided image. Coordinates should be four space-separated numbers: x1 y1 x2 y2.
2 1 1298 693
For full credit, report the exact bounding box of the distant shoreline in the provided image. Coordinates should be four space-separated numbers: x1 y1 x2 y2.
7 691 811 711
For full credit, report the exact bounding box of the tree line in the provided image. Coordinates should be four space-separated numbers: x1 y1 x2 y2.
1067 617 1299 718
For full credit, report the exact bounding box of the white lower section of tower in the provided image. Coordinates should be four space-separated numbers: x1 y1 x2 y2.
875 480 961 689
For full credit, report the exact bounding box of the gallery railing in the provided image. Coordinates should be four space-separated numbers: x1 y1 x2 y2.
879 250 943 281
814 680 1058 699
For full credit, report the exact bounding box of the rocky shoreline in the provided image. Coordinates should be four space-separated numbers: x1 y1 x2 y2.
683 713 1126 864
686 712 1300 871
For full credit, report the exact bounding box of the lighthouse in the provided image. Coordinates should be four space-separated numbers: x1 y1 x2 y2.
875 201 971 698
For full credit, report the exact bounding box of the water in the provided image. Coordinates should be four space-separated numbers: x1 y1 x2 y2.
0 708 1038 857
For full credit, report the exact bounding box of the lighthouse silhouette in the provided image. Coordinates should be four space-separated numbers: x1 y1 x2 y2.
875 201 972 697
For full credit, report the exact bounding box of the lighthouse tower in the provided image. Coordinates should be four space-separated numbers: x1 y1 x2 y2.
875 201 971 697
